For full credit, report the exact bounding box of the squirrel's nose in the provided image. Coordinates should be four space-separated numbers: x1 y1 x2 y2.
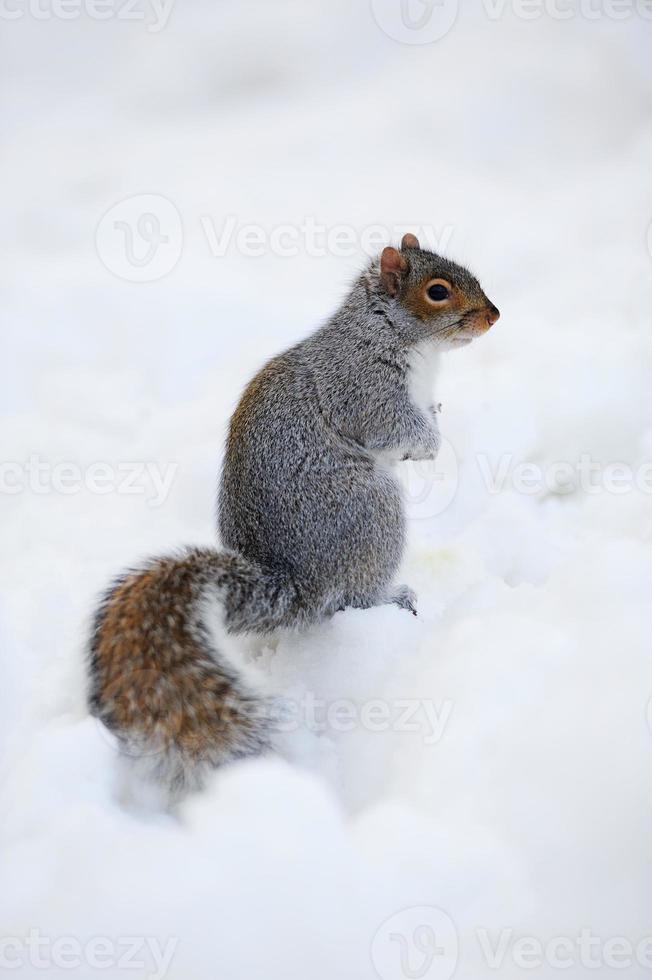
486 305 500 327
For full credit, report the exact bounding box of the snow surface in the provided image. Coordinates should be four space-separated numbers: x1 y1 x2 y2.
2 2 652 978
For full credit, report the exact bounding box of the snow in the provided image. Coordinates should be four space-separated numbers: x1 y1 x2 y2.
2 3 652 978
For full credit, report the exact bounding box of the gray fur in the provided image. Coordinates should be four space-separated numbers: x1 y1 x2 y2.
219 245 493 624
88 243 497 799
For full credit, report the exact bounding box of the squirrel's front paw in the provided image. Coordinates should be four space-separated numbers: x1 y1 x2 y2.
402 430 441 462
403 448 437 462
391 584 418 617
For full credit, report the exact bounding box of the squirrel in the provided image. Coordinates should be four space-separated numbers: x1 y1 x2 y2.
88 234 499 800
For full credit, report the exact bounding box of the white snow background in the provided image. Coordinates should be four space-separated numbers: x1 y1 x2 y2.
2 2 652 978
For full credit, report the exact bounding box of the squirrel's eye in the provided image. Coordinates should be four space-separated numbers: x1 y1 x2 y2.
427 283 450 302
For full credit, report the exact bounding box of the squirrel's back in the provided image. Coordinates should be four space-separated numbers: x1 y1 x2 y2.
87 235 499 802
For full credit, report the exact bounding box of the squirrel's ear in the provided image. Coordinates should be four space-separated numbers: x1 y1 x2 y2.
401 233 420 250
380 246 408 298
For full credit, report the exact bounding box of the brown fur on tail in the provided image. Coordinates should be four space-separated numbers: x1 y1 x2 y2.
88 548 272 800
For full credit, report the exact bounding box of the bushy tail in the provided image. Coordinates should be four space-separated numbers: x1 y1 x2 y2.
87 547 297 801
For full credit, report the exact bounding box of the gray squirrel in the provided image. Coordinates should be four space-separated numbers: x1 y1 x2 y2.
88 234 499 799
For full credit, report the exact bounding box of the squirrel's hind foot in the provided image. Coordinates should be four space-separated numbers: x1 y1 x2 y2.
390 584 418 617
334 585 418 617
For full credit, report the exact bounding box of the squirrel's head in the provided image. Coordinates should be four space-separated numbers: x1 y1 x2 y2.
378 233 499 348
